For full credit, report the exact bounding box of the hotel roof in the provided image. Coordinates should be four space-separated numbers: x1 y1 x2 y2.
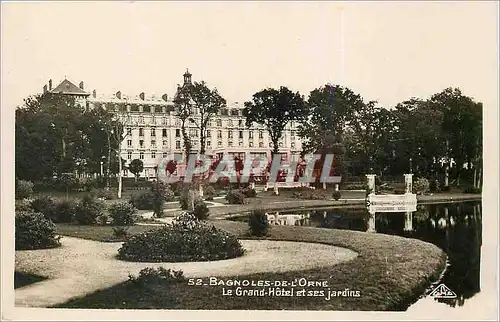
50 79 89 96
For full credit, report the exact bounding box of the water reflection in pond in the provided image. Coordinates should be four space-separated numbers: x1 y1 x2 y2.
230 201 482 310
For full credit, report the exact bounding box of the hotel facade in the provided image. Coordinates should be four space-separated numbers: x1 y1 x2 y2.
44 71 304 179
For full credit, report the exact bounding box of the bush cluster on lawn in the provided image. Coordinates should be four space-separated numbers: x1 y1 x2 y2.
117 212 245 262
332 191 342 200
129 191 155 210
113 226 130 238
413 177 430 195
240 187 257 198
89 188 115 200
342 183 367 190
74 195 106 225
192 200 210 220
129 184 174 212
225 190 246 204
292 190 327 200
203 185 216 201
15 180 34 199
248 208 269 237
15 212 61 250
30 196 76 223
179 190 210 219
108 202 138 226
15 199 33 212
128 267 185 287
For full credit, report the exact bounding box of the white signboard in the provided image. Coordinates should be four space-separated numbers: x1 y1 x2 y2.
368 193 417 213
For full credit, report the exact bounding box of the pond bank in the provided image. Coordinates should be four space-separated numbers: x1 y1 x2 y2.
207 193 481 219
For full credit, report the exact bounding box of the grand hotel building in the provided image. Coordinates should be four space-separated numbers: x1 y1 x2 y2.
44 71 303 179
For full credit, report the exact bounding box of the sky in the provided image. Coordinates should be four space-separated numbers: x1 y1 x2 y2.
1 1 498 110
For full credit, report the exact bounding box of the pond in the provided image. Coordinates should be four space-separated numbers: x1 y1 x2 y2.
228 201 482 311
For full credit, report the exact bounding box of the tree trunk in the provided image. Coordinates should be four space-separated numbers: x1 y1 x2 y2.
106 133 111 190
200 126 205 155
118 151 122 199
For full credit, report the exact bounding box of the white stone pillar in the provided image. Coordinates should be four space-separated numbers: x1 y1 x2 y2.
335 183 339 191
404 174 413 194
250 181 255 190
366 174 376 195
199 183 204 197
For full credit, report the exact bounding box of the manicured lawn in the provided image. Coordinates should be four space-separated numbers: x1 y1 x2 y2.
53 220 446 311
55 223 164 242
14 272 47 289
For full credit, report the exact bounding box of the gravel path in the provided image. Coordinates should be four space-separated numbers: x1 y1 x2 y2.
15 237 357 308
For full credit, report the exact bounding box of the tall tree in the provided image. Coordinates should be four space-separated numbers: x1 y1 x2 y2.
244 86 308 157
128 159 144 182
173 85 193 162
187 81 226 155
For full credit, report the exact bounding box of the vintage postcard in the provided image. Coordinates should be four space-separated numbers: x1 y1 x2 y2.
1 1 498 321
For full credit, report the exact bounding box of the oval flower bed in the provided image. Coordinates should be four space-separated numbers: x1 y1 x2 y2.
117 213 245 262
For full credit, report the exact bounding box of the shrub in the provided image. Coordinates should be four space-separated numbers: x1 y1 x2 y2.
292 190 326 200
429 179 440 192
118 212 245 262
96 214 110 225
240 187 257 198
15 199 33 212
203 185 216 201
113 226 129 239
332 191 341 200
15 180 34 200
413 177 430 195
343 183 366 190
191 200 210 220
15 212 61 250
151 182 168 217
248 209 269 237
164 185 175 202
393 189 406 195
225 190 245 204
30 196 56 216
74 195 105 225
129 191 155 210
51 199 76 223
108 202 138 226
441 185 451 192
179 189 203 211
128 267 185 287
463 186 482 194
90 188 115 200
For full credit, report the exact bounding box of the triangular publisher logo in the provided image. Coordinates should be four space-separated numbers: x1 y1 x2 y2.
429 283 457 299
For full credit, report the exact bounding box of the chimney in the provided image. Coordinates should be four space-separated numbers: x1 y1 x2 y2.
79 81 84 90
139 92 145 100
92 89 96 98
43 84 48 94
162 94 168 102
48 79 52 91
116 91 122 99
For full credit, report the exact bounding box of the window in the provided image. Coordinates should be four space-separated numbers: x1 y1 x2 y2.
216 119 222 127
218 141 222 147
269 142 273 148
163 140 167 146
228 141 233 147
249 131 253 139
291 131 295 138
162 129 167 137
139 116 144 124
126 128 132 136
139 152 144 160
208 120 213 127
206 130 211 137
249 142 253 147
280 153 287 162
176 129 180 137
217 130 222 139
189 129 196 137
176 141 181 149
291 142 295 148
139 140 144 148
151 128 156 136
151 116 156 124
238 119 243 127
175 119 181 126
239 131 243 139
207 140 211 147
127 140 132 147
259 131 263 139
139 128 144 136
228 131 233 139
239 141 243 147
162 117 167 125
151 140 156 147
151 152 156 159
228 120 233 127
127 152 132 160
163 152 168 158
259 142 264 148
279 142 283 147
